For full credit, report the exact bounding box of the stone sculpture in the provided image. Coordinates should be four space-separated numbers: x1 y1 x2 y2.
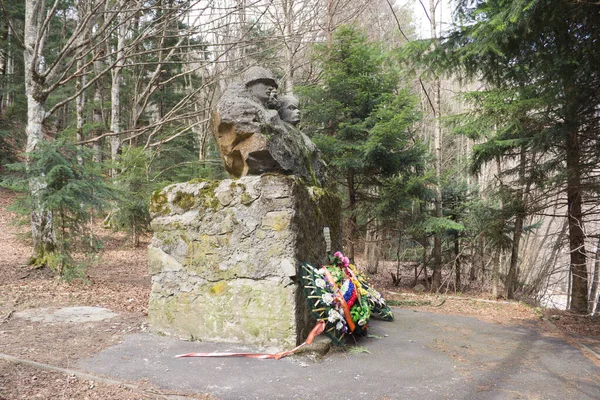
212 66 325 185
148 175 342 348
148 66 341 349
278 94 300 126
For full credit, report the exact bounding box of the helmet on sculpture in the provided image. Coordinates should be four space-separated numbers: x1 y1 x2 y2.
243 66 278 89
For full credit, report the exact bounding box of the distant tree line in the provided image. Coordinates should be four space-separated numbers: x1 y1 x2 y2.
0 0 598 314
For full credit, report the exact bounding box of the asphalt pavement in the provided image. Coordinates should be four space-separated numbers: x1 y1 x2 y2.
78 308 600 400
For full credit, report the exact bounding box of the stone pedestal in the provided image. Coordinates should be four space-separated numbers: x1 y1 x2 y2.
147 174 341 349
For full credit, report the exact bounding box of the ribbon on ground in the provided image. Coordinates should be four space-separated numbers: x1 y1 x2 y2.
175 320 326 360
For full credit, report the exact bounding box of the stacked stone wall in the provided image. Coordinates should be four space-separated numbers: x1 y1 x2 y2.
147 174 341 349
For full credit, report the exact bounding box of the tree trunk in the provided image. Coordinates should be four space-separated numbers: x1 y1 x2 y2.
26 92 57 265
421 235 429 287
282 0 295 94
492 155 503 297
110 3 126 177
326 0 334 46
470 236 482 282
366 221 380 274
237 0 247 68
75 59 86 165
92 87 104 163
454 232 461 291
565 128 588 313
492 248 501 298
6 28 13 110
346 172 357 261
25 0 57 264
505 213 523 299
505 147 526 299
567 264 572 310
429 0 443 292
0 19 8 118
588 237 600 314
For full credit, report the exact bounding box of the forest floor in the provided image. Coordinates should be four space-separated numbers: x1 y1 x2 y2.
0 187 598 399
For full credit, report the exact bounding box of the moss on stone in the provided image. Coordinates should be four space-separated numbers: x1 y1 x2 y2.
198 180 221 210
309 186 327 200
240 192 253 205
261 211 291 231
149 190 170 215
210 281 229 295
188 177 209 184
172 191 196 211
266 243 284 258
185 235 233 280
148 279 298 348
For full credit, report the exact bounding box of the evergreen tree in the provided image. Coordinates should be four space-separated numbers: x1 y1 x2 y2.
298 25 425 260
427 0 600 312
6 138 115 277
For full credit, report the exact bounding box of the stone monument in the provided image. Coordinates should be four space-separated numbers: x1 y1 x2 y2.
211 67 326 186
148 67 341 349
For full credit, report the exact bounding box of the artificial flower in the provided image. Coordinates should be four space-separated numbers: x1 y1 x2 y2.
336 321 344 331
322 292 334 305
328 309 341 322
315 278 326 289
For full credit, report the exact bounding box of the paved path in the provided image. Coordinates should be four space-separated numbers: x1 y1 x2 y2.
78 309 600 399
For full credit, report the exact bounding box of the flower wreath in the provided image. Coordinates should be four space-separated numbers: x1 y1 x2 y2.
301 251 393 345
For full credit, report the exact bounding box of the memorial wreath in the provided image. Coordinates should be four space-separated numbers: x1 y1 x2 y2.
301 251 393 345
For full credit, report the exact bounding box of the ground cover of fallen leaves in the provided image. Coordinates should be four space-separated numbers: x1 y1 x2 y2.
0 188 210 399
0 187 598 398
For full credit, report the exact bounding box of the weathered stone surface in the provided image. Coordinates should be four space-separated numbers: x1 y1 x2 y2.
211 69 326 186
413 283 426 293
15 307 117 323
148 174 342 349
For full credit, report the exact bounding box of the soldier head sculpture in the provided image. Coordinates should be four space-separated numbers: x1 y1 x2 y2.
243 66 281 109
278 95 301 126
213 66 325 185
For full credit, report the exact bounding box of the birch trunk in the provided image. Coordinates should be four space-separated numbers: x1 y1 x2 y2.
24 0 56 262
26 96 57 261
110 3 126 177
92 86 104 163
283 0 295 93
589 237 600 314
0 19 8 117
429 0 443 291
76 59 86 165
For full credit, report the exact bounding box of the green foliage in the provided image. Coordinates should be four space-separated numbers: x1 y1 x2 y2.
406 0 600 304
111 147 154 245
298 25 426 244
0 128 19 175
109 140 225 245
5 138 115 277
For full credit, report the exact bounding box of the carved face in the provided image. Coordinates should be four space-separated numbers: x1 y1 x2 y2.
279 102 300 126
248 81 277 104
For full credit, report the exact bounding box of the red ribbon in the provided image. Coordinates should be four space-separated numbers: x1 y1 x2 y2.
176 320 326 360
